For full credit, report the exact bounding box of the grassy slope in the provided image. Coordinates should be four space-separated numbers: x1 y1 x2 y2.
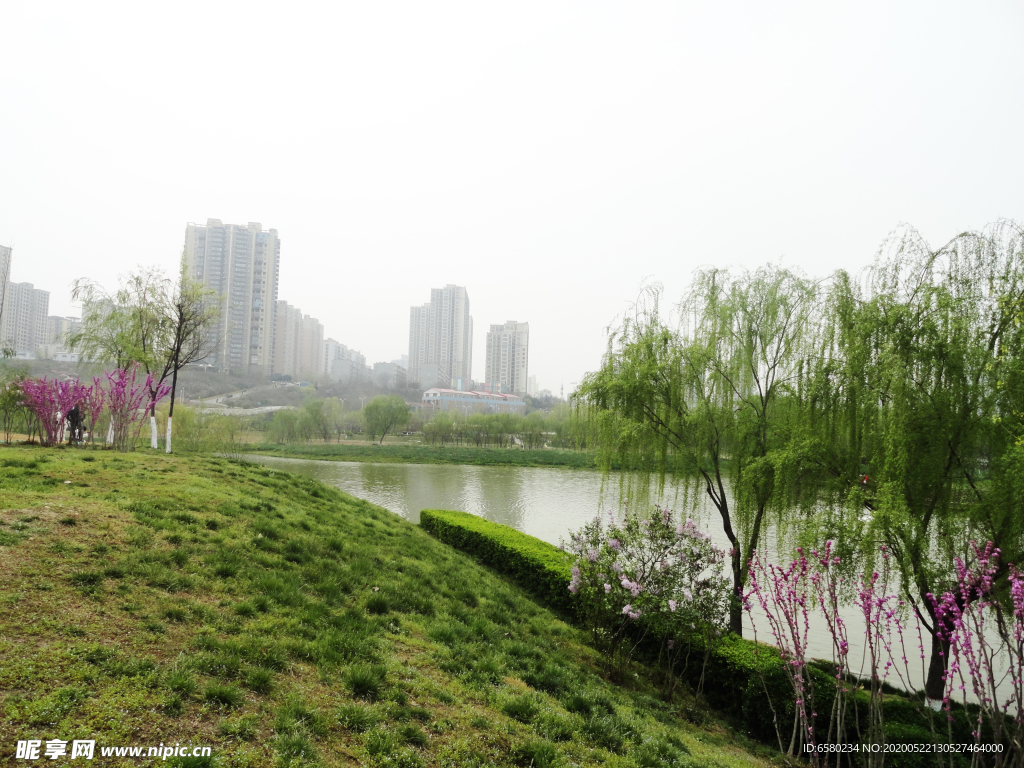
247 443 605 470
0 447 777 768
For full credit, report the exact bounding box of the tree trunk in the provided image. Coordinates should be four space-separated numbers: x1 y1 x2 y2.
924 631 949 701
730 559 744 636
166 358 179 454
150 410 158 449
729 593 743 636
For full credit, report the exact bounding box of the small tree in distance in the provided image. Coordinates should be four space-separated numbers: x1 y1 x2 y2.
363 395 410 444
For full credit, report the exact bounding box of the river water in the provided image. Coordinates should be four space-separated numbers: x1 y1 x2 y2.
245 454 1011 703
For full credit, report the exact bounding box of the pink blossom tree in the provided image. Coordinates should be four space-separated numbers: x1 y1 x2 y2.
19 377 93 446
105 365 170 452
81 377 107 444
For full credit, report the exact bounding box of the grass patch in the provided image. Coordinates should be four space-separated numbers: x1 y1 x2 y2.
204 682 244 708
337 703 378 732
343 663 387 701
0 446 779 768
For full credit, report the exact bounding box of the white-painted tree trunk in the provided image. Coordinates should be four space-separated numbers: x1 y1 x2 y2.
150 415 158 449
165 417 172 454
106 422 114 444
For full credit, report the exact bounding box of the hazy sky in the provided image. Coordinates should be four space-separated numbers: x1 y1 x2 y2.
3 2 1022 392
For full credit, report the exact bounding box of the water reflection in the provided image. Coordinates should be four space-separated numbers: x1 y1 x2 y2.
245 455 617 545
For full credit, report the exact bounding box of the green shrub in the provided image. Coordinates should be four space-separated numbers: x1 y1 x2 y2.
419 510 573 614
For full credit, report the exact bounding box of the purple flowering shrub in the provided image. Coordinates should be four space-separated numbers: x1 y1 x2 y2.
563 506 729 674
106 364 170 452
745 540 1024 764
19 377 93 446
929 543 1024 764
15 366 168 451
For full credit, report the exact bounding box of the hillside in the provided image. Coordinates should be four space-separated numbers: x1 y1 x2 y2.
0 447 779 768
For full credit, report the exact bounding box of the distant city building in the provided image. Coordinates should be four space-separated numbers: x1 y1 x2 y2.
373 361 408 389
184 219 280 374
422 388 525 414
527 375 538 397
38 315 82 360
0 279 49 356
324 338 343 374
272 301 301 378
484 320 529 396
408 284 473 388
324 338 368 383
0 245 11 331
298 314 324 380
273 300 323 380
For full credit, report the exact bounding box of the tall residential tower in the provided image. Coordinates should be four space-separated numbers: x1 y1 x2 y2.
484 321 529 395
408 284 473 388
183 219 280 374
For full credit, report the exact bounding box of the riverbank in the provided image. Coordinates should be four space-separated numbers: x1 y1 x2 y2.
248 442 614 469
0 446 776 768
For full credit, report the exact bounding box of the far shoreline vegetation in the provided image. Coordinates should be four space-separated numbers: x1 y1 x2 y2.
243 442 614 470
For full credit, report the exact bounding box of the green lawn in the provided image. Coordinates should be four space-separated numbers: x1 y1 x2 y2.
0 446 779 768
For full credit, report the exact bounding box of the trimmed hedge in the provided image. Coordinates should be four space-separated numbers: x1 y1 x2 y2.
419 509 574 615
419 509 981 764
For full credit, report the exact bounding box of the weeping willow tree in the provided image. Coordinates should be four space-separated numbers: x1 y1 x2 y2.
576 266 820 635
803 220 1024 700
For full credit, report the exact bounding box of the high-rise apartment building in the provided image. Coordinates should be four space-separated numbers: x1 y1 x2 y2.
38 315 82 359
408 284 473 388
324 338 368 383
484 321 529 395
0 245 11 329
298 314 324 380
183 219 280 374
272 300 324 380
0 281 49 355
